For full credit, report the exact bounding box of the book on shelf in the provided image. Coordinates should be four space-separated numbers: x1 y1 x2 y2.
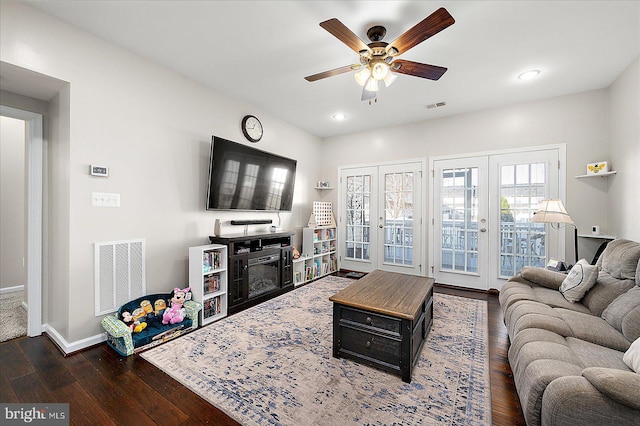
305 266 313 281
204 273 220 294
203 295 221 318
295 271 302 283
202 250 221 272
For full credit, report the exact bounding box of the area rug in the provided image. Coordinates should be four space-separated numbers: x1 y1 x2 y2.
0 290 27 342
142 275 490 425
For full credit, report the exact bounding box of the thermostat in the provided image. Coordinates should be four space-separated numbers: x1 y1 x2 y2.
90 165 109 177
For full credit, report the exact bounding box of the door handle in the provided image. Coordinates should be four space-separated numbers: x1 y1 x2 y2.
379 225 383 229
480 228 487 232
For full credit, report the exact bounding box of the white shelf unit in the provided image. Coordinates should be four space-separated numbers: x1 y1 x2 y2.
578 234 616 240
294 226 338 286
189 244 228 326
575 171 617 178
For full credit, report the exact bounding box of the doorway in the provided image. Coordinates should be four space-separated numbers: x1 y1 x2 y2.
430 146 564 290
338 160 425 276
0 105 43 337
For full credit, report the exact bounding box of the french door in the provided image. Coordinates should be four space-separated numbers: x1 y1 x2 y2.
339 161 424 276
432 148 562 290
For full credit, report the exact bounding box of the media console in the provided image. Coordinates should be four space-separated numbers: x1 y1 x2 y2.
209 231 294 315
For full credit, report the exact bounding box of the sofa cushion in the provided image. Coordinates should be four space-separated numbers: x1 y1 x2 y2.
581 272 636 316
505 301 573 339
557 309 631 352
582 367 640 410
500 278 591 315
602 286 640 341
623 337 640 372
597 239 640 280
559 259 599 302
622 306 640 342
565 337 630 370
520 266 566 289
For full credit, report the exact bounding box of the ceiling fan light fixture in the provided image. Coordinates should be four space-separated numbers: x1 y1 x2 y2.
365 77 379 92
383 72 397 87
354 67 371 86
371 61 390 80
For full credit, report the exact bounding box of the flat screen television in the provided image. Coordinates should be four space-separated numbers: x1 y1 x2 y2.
206 136 297 211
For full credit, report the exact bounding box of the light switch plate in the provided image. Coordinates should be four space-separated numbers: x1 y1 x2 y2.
91 192 120 207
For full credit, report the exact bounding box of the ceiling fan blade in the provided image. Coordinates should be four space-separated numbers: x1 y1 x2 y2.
320 18 372 54
387 8 454 56
391 60 448 80
305 64 360 82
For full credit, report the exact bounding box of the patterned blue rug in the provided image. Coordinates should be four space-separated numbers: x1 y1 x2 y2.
142 275 490 425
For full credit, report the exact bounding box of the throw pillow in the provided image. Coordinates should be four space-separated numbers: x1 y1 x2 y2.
623 337 640 373
559 259 599 302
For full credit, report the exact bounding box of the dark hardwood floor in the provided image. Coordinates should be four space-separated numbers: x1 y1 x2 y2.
0 283 525 425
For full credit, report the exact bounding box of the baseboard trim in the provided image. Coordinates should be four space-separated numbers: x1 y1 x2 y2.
42 324 106 356
0 285 25 294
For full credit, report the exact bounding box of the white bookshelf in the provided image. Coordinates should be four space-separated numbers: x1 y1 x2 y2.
294 226 338 286
189 244 228 325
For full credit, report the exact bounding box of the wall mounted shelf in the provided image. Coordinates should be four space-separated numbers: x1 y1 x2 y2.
578 234 616 240
314 186 334 190
575 171 617 178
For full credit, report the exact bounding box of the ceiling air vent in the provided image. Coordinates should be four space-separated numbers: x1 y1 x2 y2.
426 101 447 109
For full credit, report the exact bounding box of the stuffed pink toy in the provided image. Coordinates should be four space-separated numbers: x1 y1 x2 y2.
162 287 191 325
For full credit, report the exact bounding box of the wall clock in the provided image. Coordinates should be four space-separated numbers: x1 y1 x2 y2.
241 115 263 143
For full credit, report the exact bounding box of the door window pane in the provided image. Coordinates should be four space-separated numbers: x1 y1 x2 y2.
440 167 478 273
383 171 414 266
345 174 371 261
500 163 547 277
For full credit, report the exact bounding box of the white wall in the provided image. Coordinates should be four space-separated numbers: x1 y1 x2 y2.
608 57 640 242
0 116 27 289
321 89 612 267
1 1 322 345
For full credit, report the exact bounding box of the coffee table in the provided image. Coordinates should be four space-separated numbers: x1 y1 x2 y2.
329 270 434 383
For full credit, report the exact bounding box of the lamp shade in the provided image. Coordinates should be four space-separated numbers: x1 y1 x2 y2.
531 199 574 224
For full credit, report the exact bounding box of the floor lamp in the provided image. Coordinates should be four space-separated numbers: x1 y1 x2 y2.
531 199 578 264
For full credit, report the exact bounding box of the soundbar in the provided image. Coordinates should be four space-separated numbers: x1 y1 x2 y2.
230 219 273 225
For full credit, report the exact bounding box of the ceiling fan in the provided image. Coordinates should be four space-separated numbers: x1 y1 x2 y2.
305 7 455 102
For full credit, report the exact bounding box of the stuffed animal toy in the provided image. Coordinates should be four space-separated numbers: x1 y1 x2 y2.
162 287 191 325
121 311 135 330
122 309 147 333
154 299 166 315
131 308 148 333
140 300 153 315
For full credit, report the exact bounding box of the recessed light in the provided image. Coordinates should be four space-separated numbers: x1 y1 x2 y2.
332 113 346 121
518 70 540 81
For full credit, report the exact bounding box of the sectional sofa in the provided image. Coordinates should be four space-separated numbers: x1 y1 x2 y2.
499 239 640 425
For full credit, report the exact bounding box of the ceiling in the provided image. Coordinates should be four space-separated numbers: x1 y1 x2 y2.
23 1 640 139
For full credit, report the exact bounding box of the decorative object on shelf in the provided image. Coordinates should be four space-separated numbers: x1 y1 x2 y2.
304 8 455 103
214 219 221 237
532 199 578 263
587 161 609 175
308 201 335 227
241 115 263 142
293 246 301 259
316 180 330 188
